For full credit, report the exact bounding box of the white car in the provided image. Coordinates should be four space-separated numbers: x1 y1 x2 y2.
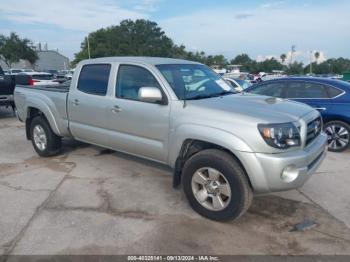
22 69 36 73
224 77 252 92
19 72 59 86
9 69 24 75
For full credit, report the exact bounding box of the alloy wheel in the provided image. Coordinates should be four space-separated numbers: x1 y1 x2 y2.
191 167 231 211
33 125 47 151
325 124 349 151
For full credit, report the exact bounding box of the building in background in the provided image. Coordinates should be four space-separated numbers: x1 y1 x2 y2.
35 50 69 71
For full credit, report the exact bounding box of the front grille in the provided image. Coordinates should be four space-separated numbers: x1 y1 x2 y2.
306 117 322 146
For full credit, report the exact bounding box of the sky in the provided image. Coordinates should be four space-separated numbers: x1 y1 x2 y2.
0 0 349 63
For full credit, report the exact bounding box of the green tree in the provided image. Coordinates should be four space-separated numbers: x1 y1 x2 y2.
314 51 320 64
205 54 227 67
0 32 38 68
230 54 257 72
286 62 304 75
280 54 287 64
255 58 284 73
304 57 350 74
74 19 181 65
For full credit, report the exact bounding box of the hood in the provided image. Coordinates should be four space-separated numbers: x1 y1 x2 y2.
187 93 314 123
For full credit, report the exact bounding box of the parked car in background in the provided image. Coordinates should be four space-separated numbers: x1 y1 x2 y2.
14 57 327 221
245 77 350 152
22 69 35 73
0 66 16 112
9 69 24 75
44 70 59 76
224 77 252 92
18 72 59 86
53 74 68 84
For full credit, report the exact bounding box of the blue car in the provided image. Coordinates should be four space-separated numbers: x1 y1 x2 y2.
245 77 350 152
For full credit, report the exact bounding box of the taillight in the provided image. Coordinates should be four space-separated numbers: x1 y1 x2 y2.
28 77 34 86
28 77 39 86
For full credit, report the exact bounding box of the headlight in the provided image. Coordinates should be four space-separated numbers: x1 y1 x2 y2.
258 123 300 149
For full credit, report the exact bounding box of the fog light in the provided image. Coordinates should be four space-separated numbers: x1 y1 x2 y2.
281 165 299 183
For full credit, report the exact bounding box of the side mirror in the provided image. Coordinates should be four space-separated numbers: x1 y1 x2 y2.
138 87 164 104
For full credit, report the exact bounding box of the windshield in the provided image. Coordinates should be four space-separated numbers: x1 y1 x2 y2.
156 64 236 100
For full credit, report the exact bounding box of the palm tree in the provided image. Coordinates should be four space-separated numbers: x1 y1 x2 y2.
280 54 287 64
314 51 320 64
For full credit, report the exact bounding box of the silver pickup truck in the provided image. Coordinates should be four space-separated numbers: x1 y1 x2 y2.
14 57 328 221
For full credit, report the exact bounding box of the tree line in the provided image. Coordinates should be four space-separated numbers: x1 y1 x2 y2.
0 32 38 68
73 19 350 75
1 19 349 76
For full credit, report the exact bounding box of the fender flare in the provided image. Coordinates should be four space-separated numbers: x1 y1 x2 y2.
25 98 61 137
168 124 253 168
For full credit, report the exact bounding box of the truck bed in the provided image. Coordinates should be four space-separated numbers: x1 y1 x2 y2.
14 84 71 137
15 83 70 93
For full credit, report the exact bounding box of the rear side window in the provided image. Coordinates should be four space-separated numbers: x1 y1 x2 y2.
249 82 285 97
327 86 343 98
286 82 328 98
77 64 111 96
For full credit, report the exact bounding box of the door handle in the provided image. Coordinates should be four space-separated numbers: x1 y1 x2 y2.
314 107 326 111
72 99 80 106
111 105 121 113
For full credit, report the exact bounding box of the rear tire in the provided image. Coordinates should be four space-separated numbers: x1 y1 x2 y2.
324 121 350 152
182 149 253 221
30 116 62 157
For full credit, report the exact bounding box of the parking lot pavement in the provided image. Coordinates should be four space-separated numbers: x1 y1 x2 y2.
0 108 350 255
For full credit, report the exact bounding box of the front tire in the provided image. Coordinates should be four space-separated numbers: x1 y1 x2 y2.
30 116 62 157
182 149 253 221
324 121 350 152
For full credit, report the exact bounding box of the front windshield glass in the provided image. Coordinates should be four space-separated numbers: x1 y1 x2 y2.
156 64 236 100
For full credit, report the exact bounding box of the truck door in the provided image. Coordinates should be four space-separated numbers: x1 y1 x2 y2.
104 64 171 163
67 63 112 145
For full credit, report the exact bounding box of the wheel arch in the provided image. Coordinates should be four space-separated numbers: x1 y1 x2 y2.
25 106 60 140
323 116 350 126
172 139 253 190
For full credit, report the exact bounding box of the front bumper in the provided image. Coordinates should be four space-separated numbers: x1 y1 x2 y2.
238 132 328 193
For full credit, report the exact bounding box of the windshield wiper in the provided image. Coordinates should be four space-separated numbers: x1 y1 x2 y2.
186 94 215 100
186 91 236 100
212 90 236 97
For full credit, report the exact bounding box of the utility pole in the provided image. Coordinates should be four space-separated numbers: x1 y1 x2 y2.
309 51 313 74
290 45 296 64
87 35 91 59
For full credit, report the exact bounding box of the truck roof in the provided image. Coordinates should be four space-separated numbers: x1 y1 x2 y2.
83 56 201 66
